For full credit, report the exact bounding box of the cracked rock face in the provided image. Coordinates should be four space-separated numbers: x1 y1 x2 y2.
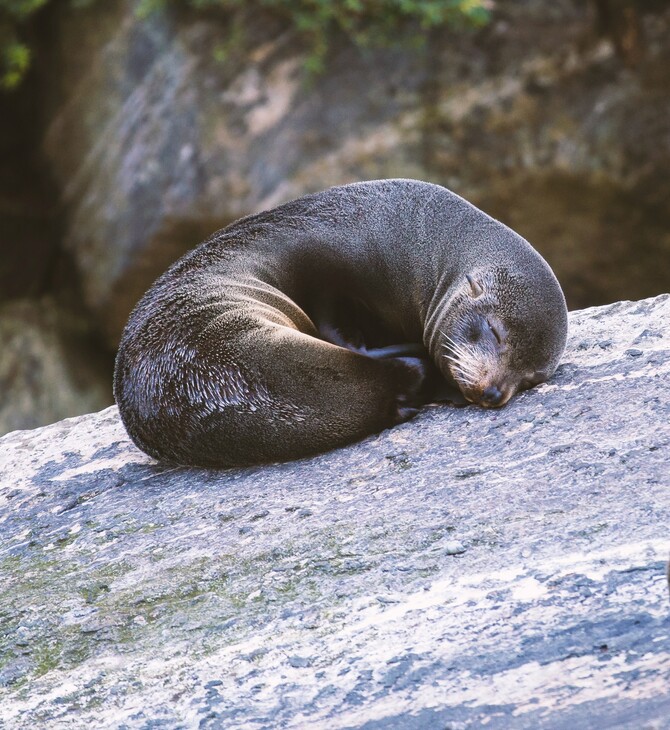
41 1 670 346
0 294 669 728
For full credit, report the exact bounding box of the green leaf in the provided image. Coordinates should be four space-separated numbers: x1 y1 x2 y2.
1 39 31 89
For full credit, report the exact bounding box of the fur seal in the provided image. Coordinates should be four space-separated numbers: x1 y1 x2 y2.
114 179 568 467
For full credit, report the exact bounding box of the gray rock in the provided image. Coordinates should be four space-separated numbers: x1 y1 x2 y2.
0 294 668 728
443 540 467 556
41 2 670 345
0 298 112 436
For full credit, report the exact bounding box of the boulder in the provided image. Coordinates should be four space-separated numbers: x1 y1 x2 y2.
1 294 668 727
0 298 112 436
40 1 670 346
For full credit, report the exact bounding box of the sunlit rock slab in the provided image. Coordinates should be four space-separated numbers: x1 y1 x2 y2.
0 294 668 728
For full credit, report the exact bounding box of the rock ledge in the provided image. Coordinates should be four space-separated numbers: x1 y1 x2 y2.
1 295 669 728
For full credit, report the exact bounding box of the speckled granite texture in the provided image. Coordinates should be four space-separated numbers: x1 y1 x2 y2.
1 295 669 728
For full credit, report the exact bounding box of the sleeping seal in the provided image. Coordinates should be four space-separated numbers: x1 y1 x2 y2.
114 179 568 467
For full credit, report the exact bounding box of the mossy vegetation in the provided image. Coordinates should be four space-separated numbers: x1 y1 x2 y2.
0 0 491 88
0 0 92 88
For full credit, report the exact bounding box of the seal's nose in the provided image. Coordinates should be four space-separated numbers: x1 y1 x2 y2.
480 386 504 407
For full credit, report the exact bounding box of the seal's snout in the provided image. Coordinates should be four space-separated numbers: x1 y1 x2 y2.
480 385 505 408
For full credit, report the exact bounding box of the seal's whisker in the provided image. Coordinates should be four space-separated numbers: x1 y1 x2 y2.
451 367 479 384
443 334 462 351
445 354 479 378
445 360 479 387
445 337 479 363
444 342 473 363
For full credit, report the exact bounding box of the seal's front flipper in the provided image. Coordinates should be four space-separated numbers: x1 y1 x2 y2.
388 355 432 423
364 343 427 360
371 345 469 412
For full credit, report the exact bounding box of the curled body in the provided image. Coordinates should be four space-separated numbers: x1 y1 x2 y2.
114 179 568 467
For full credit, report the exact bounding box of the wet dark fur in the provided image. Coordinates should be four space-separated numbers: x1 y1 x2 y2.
114 179 568 467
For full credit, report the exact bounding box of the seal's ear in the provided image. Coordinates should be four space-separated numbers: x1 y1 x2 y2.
466 274 484 298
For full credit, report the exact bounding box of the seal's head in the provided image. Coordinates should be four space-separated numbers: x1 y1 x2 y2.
438 267 568 408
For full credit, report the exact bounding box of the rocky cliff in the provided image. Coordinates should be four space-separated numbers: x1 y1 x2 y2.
40 0 670 347
1 294 668 728
2 0 670 437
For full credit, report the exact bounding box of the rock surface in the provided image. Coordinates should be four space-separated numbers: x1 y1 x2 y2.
0 298 112 435
1 294 668 727
40 1 670 346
